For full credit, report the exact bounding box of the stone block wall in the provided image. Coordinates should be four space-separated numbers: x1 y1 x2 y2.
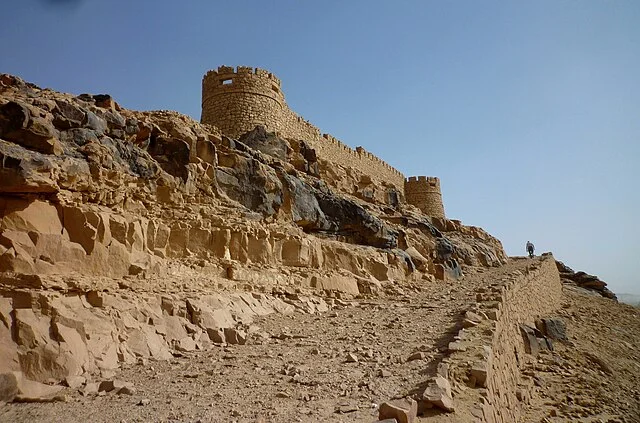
201 66 405 191
443 256 563 422
201 66 284 139
404 176 445 218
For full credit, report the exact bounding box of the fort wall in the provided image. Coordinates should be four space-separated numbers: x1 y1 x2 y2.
201 66 405 191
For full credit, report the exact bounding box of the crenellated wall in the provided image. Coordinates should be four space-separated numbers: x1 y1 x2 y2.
201 66 406 191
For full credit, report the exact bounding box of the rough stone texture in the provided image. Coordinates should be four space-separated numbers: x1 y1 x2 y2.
0 372 19 402
378 398 417 423
535 317 568 341
404 176 445 218
422 375 455 412
441 256 564 423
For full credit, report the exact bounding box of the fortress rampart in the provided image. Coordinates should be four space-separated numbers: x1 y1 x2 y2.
404 176 445 218
202 66 444 217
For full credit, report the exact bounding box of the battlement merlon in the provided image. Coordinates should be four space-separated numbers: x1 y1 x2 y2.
405 176 440 186
203 66 282 87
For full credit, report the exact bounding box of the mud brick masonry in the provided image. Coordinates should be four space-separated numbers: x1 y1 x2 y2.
201 66 445 218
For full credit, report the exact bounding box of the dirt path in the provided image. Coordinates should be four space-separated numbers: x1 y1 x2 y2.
0 260 540 423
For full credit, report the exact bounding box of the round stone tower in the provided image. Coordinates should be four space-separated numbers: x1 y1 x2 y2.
201 66 285 138
404 176 445 218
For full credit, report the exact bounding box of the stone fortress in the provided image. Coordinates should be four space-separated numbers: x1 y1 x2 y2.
201 66 445 218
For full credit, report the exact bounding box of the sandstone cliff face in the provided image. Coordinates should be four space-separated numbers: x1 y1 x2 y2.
0 74 507 386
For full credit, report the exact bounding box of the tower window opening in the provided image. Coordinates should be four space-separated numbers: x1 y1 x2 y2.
222 79 233 85
272 85 279 93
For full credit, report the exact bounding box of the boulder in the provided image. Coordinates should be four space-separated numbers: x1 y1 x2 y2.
536 318 568 341
555 260 616 300
223 328 247 345
404 247 429 272
0 101 62 155
378 398 418 423
53 99 86 129
422 375 454 412
215 154 283 217
470 362 488 387
2 371 64 402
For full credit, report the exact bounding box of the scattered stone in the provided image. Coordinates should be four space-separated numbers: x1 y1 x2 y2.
585 352 613 375
470 362 488 387
137 398 150 406
81 382 99 396
346 353 359 363
117 385 136 395
335 401 359 413
461 318 479 328
378 369 392 378
378 398 417 423
422 375 455 412
448 341 467 352
407 351 425 362
436 362 449 379
64 375 86 390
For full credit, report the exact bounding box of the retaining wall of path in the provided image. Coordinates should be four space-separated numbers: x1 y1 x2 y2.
442 255 563 422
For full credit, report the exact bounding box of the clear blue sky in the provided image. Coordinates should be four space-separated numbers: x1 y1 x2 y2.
2 1 639 294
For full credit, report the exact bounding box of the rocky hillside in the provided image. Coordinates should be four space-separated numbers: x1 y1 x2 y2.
2 74 636 423
0 74 505 388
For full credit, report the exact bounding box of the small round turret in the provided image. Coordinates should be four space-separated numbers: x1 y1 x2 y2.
404 176 445 218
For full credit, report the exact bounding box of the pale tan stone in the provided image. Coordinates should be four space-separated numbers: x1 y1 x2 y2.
378 398 418 423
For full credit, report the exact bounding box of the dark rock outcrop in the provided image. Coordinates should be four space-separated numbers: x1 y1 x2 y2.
0 101 61 155
556 260 617 300
238 125 289 161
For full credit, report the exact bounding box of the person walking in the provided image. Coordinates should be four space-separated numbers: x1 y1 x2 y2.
526 241 535 258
